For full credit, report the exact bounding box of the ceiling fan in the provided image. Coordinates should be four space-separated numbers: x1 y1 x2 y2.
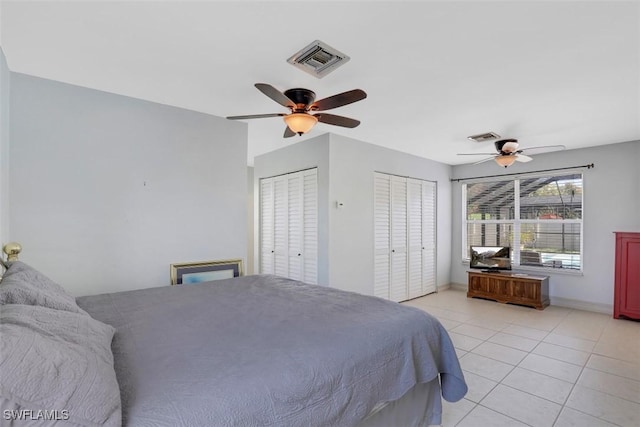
227 83 367 138
458 138 566 168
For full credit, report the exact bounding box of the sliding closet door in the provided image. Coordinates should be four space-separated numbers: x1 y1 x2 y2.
259 169 317 284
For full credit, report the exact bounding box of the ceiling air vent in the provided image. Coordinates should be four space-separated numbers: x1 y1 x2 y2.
287 40 350 78
467 132 501 143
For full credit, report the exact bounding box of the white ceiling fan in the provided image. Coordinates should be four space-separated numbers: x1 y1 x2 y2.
458 137 566 168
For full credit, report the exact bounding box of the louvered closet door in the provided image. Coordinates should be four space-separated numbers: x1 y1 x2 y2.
260 178 275 274
374 173 391 299
407 179 424 299
287 173 303 280
272 176 288 277
302 170 318 284
390 175 408 302
374 173 437 302
422 181 437 294
259 169 317 283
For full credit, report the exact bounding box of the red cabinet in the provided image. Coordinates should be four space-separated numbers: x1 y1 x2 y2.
614 232 640 320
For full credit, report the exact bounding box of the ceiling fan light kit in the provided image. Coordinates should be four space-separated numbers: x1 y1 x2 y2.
495 155 517 168
284 113 318 135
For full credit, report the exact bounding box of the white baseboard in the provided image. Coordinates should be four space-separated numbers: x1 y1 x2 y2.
437 283 467 292
550 296 613 315
439 283 613 315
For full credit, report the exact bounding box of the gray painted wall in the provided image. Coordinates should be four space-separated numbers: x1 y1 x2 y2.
0 48 9 246
451 140 640 311
253 134 330 285
328 134 452 296
10 73 248 296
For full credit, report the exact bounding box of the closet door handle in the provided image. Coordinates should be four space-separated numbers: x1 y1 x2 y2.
297 253 301 256
392 249 395 253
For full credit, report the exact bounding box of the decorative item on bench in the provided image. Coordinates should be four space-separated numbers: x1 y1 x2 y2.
170 259 243 285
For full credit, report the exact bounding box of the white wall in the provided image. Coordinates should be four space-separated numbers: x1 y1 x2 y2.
253 134 330 285
10 72 248 296
0 48 9 247
451 140 640 312
246 166 254 275
327 134 452 296
0 0 3 47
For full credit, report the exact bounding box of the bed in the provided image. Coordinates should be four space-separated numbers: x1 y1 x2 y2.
0 244 467 427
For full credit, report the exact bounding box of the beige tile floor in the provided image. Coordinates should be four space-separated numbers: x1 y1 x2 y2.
402 289 640 427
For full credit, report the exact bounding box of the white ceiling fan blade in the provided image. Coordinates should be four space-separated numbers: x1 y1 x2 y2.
502 141 519 153
521 145 566 155
472 156 496 165
515 154 533 162
457 153 497 156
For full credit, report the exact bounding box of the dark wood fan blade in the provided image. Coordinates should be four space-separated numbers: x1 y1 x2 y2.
227 113 286 120
283 126 296 138
255 83 295 108
310 89 367 111
315 113 360 128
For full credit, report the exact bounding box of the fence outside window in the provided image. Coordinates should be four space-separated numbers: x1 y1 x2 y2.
463 173 583 271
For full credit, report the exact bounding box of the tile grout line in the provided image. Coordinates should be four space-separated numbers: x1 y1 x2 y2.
464 306 567 425
408 292 640 427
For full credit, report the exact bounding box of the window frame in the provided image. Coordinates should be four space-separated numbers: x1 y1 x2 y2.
462 172 584 274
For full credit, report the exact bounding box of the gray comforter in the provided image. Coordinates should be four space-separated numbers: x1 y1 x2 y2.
77 275 466 427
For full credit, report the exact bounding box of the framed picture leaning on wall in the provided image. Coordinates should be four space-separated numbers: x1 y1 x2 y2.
170 259 243 285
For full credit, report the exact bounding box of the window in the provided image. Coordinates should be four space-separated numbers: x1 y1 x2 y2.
463 173 583 271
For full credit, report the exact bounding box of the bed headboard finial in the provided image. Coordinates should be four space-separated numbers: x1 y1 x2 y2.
3 242 22 262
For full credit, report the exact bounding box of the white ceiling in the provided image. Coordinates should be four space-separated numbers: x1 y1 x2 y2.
1 1 639 166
